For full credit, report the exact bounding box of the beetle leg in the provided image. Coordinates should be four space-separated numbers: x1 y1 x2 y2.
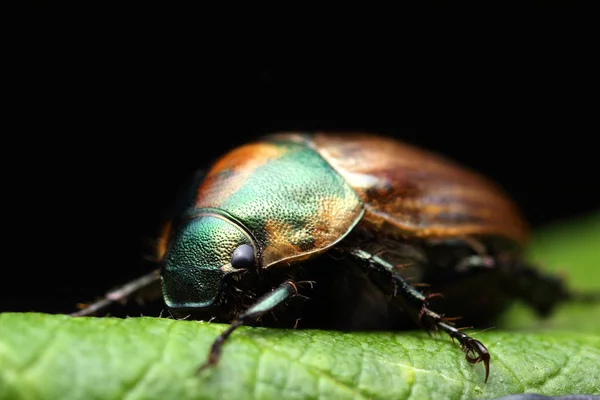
455 255 496 273
352 249 490 383
197 280 302 373
70 269 161 317
431 320 490 383
500 259 572 317
352 249 429 309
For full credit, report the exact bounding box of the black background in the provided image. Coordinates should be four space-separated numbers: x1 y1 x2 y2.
4 6 598 315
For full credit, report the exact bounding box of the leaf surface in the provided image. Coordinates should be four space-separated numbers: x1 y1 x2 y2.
1 213 599 400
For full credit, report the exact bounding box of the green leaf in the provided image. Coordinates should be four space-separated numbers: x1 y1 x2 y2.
1 212 600 400
501 212 600 334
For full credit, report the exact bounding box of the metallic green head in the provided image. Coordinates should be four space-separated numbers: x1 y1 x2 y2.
161 213 257 310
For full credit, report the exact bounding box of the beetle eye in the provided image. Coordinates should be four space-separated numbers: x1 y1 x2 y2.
231 244 255 269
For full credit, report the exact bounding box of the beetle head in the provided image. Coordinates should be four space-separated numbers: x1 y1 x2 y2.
161 215 257 311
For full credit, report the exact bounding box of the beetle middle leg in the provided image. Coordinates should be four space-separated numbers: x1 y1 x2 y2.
352 248 491 383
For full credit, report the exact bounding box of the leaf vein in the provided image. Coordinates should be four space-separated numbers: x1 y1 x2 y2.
403 343 416 400
236 335 372 400
122 319 177 400
19 320 62 376
493 352 525 392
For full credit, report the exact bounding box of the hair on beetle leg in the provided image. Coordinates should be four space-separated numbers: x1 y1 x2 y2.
296 280 317 290
411 282 432 288
393 262 416 271
425 292 444 301
456 325 474 331
441 315 463 322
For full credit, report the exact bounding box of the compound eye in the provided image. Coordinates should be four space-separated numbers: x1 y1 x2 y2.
231 244 255 269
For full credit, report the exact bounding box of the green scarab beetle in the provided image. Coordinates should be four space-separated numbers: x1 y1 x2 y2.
72 132 574 383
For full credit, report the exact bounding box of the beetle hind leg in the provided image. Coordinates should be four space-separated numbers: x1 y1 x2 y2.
494 257 573 317
351 248 491 383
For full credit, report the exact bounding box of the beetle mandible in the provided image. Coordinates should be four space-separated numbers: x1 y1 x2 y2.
72 132 576 383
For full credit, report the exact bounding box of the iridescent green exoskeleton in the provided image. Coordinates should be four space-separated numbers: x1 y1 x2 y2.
72 132 576 383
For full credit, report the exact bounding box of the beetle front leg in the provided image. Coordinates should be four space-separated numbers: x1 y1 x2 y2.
352 249 491 383
70 269 162 317
197 280 303 373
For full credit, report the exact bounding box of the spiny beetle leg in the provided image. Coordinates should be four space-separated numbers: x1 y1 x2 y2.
436 321 490 383
197 280 304 373
419 300 489 382
352 249 491 383
499 258 572 317
472 255 597 317
455 255 496 273
198 320 244 373
70 269 161 317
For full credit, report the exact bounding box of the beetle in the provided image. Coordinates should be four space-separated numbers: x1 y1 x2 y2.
71 132 574 383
